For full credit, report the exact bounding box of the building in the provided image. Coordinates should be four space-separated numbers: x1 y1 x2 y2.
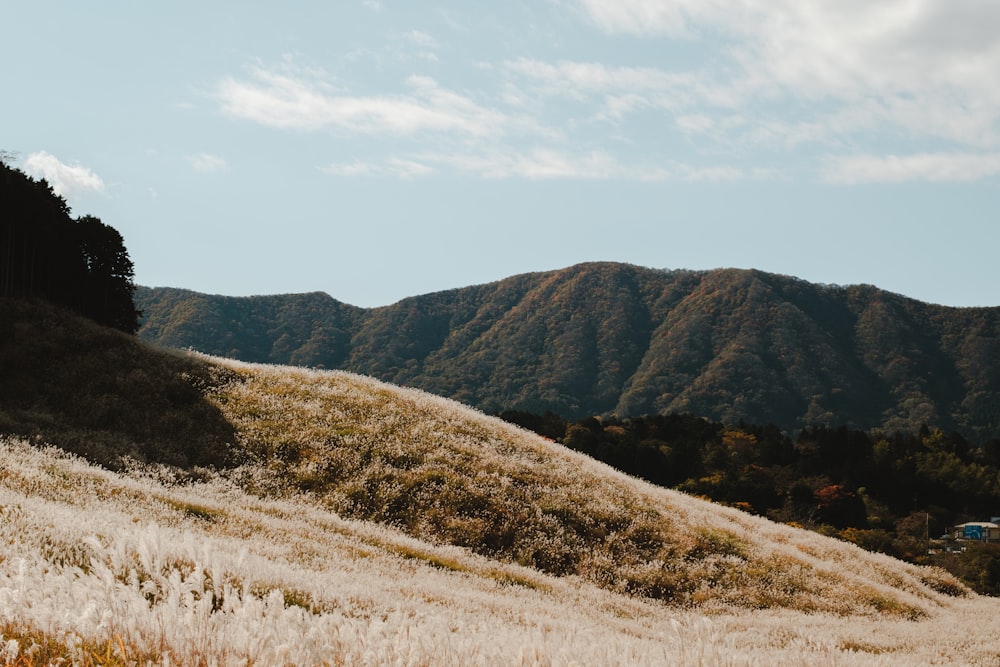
953 522 1000 542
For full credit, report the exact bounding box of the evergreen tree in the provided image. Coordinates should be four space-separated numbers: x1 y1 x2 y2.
1 156 139 333
75 215 140 333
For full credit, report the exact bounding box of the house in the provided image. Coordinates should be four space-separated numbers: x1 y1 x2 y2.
953 522 1000 542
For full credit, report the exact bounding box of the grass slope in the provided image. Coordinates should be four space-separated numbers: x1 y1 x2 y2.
0 298 235 469
2 429 999 666
210 359 965 616
1 300 998 664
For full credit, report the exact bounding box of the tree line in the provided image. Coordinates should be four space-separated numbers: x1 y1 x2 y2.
497 409 1000 594
1 155 138 333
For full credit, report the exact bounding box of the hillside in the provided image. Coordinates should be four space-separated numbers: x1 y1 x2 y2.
7 436 1000 666
136 262 1000 441
0 298 235 469
1 299 999 664
0 303 1000 665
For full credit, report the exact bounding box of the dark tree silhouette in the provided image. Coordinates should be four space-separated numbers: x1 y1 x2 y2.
2 158 78 301
75 215 140 333
1 156 139 333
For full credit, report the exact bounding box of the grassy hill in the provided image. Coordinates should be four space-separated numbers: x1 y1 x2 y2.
135 262 1000 442
0 298 235 469
3 298 1000 664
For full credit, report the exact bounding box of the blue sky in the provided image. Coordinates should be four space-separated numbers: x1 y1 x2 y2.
4 1 999 307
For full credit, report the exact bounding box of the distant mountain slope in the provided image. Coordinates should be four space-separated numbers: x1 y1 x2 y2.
135 263 1000 441
137 288 364 369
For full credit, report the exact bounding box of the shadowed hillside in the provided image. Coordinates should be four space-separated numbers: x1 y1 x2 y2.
136 263 1000 441
0 298 236 468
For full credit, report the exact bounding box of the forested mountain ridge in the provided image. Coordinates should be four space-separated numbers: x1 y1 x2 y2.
135 262 1000 441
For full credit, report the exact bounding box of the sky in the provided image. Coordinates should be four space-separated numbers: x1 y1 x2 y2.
3 1 999 308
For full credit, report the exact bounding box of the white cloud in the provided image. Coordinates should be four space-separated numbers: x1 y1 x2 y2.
433 148 621 180
188 153 228 173
573 0 703 37
391 30 440 63
22 151 106 198
405 30 437 50
500 58 716 130
674 114 714 135
683 164 781 182
215 6 1000 185
323 148 758 183
824 152 1000 184
503 58 692 96
571 0 1000 157
321 157 435 179
575 0 1000 102
217 66 513 138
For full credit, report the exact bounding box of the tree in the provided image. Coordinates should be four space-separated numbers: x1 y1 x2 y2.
74 215 140 333
813 484 868 529
3 159 72 299
1 158 139 333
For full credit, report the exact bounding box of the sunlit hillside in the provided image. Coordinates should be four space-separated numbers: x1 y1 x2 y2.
3 341 1000 663
210 359 965 616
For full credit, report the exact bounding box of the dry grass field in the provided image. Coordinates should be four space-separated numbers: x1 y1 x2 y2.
1 356 999 664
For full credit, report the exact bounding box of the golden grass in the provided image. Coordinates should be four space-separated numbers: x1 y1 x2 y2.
0 431 995 666
197 358 968 617
0 341 991 665
0 624 158 667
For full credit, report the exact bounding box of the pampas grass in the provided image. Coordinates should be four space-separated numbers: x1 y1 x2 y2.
1 355 997 665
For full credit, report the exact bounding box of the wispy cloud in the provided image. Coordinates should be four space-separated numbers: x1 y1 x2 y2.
428 148 622 180
322 147 760 183
573 0 1000 115
499 58 716 124
569 0 1000 181
403 30 439 62
824 152 1000 184
215 4 1000 185
188 153 228 173
503 58 693 97
321 157 435 179
573 0 703 37
22 151 106 198
216 66 513 138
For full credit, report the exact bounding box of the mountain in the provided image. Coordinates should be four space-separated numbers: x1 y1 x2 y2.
3 297 998 665
136 263 1000 442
